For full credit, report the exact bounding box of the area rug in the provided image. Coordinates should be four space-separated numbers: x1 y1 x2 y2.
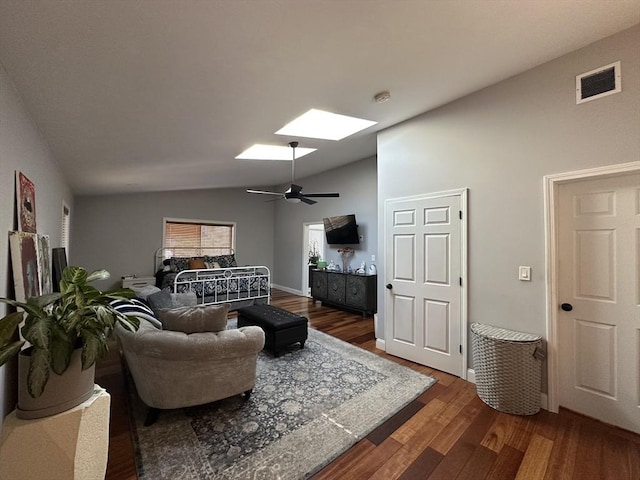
129 324 436 480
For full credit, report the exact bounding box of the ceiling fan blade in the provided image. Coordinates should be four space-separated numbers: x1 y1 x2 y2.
248 143 339 206
301 192 340 198
246 189 283 196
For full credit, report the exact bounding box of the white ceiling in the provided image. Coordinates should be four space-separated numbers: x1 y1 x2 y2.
1 0 638 195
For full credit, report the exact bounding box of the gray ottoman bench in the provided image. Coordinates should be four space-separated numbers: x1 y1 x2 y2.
237 305 308 356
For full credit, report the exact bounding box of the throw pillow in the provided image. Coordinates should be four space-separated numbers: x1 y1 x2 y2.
110 298 162 329
189 257 205 270
204 261 221 269
131 284 161 300
159 304 230 334
170 291 198 307
147 290 173 315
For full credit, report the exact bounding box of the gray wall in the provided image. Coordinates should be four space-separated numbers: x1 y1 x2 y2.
377 25 640 361
0 64 74 428
73 188 276 290
272 156 377 293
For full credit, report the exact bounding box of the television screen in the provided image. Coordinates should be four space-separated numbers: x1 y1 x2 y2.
323 214 360 245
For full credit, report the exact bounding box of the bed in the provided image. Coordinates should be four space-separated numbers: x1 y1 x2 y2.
154 247 270 310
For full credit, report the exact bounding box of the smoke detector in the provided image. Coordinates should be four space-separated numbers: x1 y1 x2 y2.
373 91 391 103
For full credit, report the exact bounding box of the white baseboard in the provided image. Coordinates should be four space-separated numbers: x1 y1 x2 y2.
467 368 476 384
375 338 386 350
271 284 305 296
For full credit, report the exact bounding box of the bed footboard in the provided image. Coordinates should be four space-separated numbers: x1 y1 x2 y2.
172 266 270 310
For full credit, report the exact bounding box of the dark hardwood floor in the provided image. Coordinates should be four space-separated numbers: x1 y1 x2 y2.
96 289 640 479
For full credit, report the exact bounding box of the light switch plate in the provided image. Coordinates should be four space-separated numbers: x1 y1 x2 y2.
519 266 531 281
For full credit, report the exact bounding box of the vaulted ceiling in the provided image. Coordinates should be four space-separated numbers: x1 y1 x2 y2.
1 0 638 194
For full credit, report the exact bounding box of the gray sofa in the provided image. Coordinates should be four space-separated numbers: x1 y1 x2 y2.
115 304 265 425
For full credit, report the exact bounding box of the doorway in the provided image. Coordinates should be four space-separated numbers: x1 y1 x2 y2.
545 162 640 433
384 189 468 378
303 222 326 297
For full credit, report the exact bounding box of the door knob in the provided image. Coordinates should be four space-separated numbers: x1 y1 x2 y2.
386 284 393 290
560 303 573 312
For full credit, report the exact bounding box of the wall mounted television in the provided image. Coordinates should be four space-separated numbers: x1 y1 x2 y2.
323 214 360 245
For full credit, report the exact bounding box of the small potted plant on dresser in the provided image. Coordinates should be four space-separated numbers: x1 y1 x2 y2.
0 266 139 419
308 240 321 265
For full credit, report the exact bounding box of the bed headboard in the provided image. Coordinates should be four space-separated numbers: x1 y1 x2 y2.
154 247 235 272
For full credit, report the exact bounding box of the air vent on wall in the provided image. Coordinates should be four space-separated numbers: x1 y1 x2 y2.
576 61 621 104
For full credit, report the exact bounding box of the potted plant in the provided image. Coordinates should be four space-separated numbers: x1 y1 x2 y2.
308 240 321 265
0 266 139 419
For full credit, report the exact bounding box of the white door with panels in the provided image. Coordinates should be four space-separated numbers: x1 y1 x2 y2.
384 190 466 377
557 173 640 433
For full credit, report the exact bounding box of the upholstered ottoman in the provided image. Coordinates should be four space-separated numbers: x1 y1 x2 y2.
237 305 308 356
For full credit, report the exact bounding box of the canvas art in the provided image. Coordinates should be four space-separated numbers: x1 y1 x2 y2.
16 171 37 233
38 235 52 294
9 231 41 302
52 247 68 292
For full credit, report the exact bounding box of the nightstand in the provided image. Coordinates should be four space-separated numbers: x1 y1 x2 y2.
121 276 156 289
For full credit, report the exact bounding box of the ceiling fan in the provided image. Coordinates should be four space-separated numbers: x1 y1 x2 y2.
246 142 340 205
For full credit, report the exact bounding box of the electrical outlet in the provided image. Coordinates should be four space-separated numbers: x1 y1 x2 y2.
371 254 376 262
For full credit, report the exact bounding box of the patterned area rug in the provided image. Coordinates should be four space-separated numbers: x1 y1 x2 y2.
129 324 435 479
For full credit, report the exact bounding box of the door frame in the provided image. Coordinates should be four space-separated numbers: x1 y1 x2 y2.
543 161 640 413
302 222 324 297
383 188 468 380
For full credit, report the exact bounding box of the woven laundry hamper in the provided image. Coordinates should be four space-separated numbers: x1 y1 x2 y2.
470 323 544 415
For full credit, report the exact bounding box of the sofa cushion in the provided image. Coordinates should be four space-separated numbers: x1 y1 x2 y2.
159 304 230 334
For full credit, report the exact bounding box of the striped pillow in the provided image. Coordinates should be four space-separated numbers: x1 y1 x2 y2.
110 298 162 329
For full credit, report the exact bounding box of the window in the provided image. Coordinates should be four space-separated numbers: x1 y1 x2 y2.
163 218 235 257
61 202 70 253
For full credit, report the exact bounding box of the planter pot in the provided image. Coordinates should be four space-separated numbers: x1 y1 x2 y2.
17 347 96 420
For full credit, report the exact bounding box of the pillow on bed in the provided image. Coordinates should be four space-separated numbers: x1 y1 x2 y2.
204 254 237 269
159 304 230 334
110 298 162 329
204 261 220 269
189 257 206 269
169 256 190 272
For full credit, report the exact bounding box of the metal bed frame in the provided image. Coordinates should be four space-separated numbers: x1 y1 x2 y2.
154 247 270 308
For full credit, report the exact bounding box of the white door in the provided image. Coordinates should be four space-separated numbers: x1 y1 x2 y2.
384 191 465 376
557 173 640 433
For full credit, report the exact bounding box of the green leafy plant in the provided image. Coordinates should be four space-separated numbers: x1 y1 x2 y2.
0 266 139 397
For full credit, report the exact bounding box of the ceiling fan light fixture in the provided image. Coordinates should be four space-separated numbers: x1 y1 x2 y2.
275 108 377 141
285 197 302 204
236 144 316 160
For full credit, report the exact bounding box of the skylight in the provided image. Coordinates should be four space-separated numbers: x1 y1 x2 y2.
275 109 377 141
235 144 316 160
